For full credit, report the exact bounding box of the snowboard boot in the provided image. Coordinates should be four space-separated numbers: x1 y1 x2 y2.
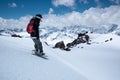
36 50 45 56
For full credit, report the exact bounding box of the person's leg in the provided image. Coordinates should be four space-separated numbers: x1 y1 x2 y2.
32 38 43 52
34 44 38 51
36 39 43 52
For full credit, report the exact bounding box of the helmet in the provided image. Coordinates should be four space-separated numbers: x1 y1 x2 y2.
35 14 42 19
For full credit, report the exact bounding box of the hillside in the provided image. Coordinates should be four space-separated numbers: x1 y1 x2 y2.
0 33 120 80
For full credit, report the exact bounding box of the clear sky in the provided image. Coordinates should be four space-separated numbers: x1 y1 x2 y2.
0 0 120 19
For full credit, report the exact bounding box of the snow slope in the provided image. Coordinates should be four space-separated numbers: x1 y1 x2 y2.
0 33 120 80
0 36 86 80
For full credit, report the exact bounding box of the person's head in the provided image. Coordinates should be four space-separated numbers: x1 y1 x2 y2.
35 14 42 21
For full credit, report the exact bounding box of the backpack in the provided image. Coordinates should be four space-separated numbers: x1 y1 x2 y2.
26 19 35 33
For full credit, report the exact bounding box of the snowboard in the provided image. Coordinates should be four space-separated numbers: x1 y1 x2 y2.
32 50 48 60
33 54 48 60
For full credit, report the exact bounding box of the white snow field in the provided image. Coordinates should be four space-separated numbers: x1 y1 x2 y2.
0 33 120 80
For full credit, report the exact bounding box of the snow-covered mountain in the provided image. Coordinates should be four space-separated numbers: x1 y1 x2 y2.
0 23 119 35
0 13 120 45
0 17 120 80
0 23 120 45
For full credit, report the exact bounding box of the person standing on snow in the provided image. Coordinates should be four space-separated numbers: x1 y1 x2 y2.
29 14 44 56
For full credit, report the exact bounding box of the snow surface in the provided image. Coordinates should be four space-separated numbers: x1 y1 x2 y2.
0 33 120 80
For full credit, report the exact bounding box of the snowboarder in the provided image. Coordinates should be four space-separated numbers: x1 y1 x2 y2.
28 14 44 56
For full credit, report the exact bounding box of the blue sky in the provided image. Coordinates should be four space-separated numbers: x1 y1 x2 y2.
0 0 120 19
